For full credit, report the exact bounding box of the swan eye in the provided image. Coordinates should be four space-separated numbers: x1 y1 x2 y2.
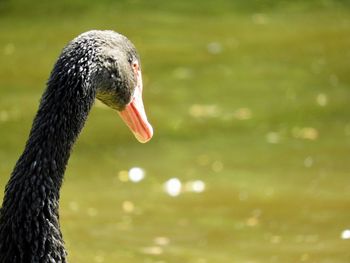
128 56 139 71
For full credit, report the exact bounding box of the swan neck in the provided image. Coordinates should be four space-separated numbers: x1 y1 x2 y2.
0 69 95 262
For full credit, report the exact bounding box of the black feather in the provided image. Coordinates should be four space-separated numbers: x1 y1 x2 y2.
0 30 140 263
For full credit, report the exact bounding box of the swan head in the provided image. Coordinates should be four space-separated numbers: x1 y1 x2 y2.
69 30 153 143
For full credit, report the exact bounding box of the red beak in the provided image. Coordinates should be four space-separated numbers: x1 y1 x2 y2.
118 65 153 143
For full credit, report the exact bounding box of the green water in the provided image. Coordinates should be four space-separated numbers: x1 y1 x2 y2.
0 1 350 262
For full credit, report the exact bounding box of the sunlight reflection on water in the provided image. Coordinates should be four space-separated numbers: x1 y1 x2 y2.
185 180 206 193
341 229 350 240
154 236 170 246
68 201 79 212
128 167 145 183
316 93 328 106
207 42 223 55
87 207 98 217
164 178 182 197
164 178 207 197
94 254 104 263
141 246 163 255
292 127 319 140
122 200 134 213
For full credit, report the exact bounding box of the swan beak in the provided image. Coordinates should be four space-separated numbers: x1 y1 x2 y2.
118 68 153 143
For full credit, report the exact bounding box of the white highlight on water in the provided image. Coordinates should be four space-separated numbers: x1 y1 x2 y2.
164 178 182 197
128 167 145 183
341 229 350 240
185 180 206 193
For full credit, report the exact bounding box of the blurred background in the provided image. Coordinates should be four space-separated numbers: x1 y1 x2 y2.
0 0 350 262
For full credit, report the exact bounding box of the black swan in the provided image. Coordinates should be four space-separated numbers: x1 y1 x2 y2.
0 30 153 262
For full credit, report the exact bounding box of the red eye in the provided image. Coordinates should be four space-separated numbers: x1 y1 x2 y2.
132 62 139 71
